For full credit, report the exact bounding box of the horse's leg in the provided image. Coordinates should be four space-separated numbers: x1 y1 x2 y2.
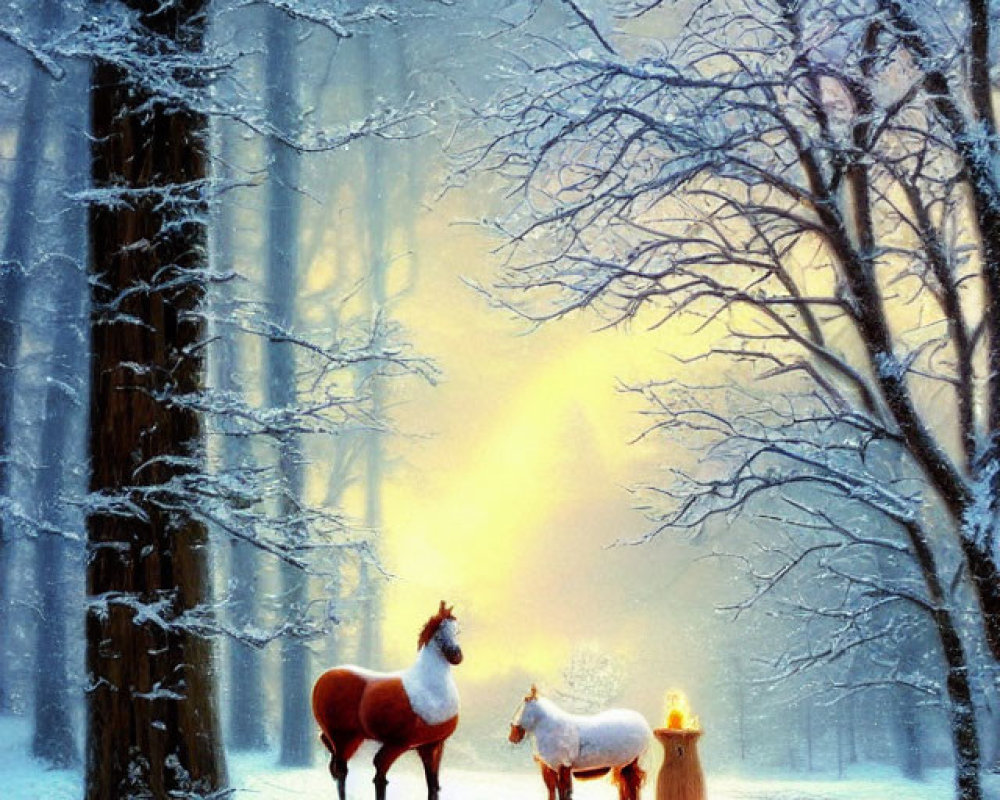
373 743 408 800
557 765 573 800
612 766 626 800
614 759 645 800
327 733 364 800
539 762 558 800
417 741 445 800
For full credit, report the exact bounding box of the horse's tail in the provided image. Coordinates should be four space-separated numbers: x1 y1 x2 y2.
612 759 646 800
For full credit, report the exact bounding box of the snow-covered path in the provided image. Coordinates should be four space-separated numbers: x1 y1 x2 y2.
230 753 999 800
2 718 998 799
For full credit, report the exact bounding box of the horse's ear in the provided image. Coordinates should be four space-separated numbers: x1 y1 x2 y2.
528 684 538 701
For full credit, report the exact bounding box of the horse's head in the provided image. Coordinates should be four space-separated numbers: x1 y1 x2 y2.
418 600 463 666
509 684 539 743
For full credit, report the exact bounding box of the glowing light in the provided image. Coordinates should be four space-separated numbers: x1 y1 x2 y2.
664 690 700 731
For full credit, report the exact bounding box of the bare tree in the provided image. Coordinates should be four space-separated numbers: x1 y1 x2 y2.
557 643 625 713
466 1 1000 796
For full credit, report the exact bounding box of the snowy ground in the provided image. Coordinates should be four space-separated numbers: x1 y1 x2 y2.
3 717 999 799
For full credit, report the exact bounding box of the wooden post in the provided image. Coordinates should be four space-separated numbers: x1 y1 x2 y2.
654 729 706 800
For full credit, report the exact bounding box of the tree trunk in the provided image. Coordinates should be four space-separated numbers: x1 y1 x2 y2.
0 0 58 714
902 522 983 800
960 538 1000 666
942 637 983 800
214 119 268 752
262 11 312 768
894 622 927 782
733 658 746 764
356 30 389 670
896 694 924 781
85 2 227 797
803 701 814 772
31 258 85 769
31 56 88 768
845 690 858 765
877 0 1000 669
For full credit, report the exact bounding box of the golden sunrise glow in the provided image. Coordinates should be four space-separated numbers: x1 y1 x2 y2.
332 188 716 683
298 163 739 715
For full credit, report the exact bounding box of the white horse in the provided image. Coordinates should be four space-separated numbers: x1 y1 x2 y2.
509 686 651 800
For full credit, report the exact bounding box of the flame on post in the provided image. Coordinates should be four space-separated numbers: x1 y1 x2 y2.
664 690 700 732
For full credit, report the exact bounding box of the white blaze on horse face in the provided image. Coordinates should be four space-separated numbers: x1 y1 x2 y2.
434 618 463 664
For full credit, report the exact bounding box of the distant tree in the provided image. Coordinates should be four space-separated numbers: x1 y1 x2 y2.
31 48 88 768
0 0 59 715
557 643 625 713
260 8 314 766
356 28 391 670
213 115 268 751
354 23 428 669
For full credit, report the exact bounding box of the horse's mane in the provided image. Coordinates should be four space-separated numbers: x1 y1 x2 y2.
417 600 456 650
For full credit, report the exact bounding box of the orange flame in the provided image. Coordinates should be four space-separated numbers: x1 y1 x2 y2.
664 690 700 731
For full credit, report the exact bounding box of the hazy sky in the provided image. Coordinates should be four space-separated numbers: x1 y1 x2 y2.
347 182 725 732
289 9 735 744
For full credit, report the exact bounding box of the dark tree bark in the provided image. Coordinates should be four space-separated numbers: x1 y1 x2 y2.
85 1 227 797
31 56 89 768
902 520 982 800
0 0 59 714
215 120 268 752
873 0 1000 668
262 11 312 768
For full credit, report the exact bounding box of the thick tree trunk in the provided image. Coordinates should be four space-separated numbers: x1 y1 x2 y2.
214 120 267 752
31 59 88 767
943 641 983 800
902 522 983 800
262 12 312 767
85 2 227 797
0 0 58 714
877 0 1000 669
961 539 1000 665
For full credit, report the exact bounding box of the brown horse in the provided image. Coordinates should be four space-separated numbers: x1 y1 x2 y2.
312 601 463 800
